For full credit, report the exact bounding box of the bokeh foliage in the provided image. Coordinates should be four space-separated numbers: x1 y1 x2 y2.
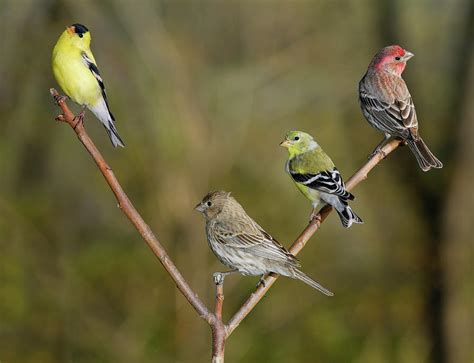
0 1 472 362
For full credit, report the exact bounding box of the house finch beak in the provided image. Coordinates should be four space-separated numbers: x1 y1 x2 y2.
195 191 333 296
358 45 443 171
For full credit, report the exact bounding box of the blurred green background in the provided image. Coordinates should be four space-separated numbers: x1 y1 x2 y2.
0 0 472 362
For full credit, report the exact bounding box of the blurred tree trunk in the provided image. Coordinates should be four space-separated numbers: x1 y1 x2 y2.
375 0 473 362
441 1 474 363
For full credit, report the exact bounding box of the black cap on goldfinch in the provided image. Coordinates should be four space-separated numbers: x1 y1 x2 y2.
67 23 89 37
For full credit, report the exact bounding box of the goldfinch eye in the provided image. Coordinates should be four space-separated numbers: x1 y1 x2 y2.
294 136 300 141
206 201 212 207
395 56 401 61
78 34 83 38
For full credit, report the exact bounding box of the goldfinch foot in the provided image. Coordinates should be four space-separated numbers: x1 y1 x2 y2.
73 107 87 129
53 94 68 105
310 211 322 224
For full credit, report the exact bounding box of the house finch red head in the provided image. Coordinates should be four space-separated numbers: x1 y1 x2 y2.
195 191 333 296
359 45 443 171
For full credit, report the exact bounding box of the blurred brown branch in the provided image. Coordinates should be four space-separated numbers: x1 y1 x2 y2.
50 88 400 362
49 88 213 323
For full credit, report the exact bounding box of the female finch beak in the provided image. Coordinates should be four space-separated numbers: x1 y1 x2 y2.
280 140 291 148
194 203 205 213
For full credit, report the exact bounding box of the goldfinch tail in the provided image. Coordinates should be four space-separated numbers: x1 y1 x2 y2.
336 204 363 228
104 122 125 148
89 98 125 148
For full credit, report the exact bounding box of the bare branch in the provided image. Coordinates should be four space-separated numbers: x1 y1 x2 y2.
49 88 213 325
212 283 226 362
50 88 402 360
226 138 402 336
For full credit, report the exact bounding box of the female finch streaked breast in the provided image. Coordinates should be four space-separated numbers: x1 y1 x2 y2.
195 191 333 296
358 45 442 171
281 131 363 228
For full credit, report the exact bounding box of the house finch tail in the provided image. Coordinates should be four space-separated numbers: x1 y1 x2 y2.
291 268 334 296
406 138 443 172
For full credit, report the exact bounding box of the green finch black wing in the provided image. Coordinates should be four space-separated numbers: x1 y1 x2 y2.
290 168 354 201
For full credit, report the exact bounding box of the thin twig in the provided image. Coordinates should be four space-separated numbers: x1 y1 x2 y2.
49 89 214 324
225 138 402 336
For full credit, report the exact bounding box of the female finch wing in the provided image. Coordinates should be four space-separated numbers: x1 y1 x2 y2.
212 222 299 266
290 168 354 201
359 81 417 134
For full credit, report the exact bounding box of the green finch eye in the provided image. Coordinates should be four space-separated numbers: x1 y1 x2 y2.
294 136 300 141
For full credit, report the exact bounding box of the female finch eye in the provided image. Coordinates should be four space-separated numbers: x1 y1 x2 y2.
206 201 212 207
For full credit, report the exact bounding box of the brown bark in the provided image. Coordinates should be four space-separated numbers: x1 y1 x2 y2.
50 89 401 360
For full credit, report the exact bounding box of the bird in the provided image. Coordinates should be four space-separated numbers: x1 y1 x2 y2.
281 131 363 228
359 45 442 171
52 23 124 147
195 191 333 296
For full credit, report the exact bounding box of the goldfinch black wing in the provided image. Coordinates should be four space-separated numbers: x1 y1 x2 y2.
81 51 115 120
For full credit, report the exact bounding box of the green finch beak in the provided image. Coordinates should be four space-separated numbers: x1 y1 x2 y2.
280 140 291 148
194 202 205 213
402 51 414 61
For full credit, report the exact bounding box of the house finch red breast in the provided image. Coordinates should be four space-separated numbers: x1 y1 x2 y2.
359 45 443 171
195 191 333 296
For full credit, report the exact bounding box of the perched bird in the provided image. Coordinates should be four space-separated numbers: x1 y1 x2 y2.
195 191 333 296
52 23 124 147
281 131 362 228
359 45 442 171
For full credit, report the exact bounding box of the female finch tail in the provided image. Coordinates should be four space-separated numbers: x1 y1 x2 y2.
291 268 334 296
406 138 443 172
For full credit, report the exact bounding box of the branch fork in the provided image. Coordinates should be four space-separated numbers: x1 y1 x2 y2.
50 88 401 362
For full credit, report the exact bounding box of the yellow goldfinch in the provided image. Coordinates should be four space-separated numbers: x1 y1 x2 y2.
52 23 124 147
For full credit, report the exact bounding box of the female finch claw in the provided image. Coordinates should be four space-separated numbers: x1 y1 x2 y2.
213 272 225 285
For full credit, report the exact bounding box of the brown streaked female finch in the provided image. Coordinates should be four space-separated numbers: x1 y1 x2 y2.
359 45 443 171
195 191 333 296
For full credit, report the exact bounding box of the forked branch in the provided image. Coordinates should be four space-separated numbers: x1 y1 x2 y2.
50 88 401 361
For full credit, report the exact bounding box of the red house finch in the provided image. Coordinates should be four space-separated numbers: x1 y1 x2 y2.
359 45 443 171
195 191 333 296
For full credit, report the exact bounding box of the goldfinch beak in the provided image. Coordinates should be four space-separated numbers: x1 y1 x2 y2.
194 202 205 212
280 140 291 148
402 51 414 61
66 26 75 35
